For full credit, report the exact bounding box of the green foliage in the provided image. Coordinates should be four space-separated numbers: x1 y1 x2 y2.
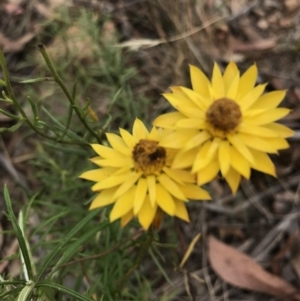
0 9 175 301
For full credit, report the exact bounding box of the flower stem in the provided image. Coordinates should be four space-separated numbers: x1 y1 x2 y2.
37 43 101 143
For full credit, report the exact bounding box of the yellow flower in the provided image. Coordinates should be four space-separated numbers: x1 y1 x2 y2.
153 62 294 193
80 118 211 230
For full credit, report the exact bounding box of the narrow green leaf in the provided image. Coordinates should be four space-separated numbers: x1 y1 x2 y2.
0 287 23 299
35 281 94 301
149 247 173 286
1 90 13 103
17 280 34 301
19 77 54 84
35 209 102 283
0 108 20 119
35 120 45 129
41 106 86 142
0 79 6 86
26 96 38 121
0 280 27 286
58 103 73 141
18 210 37 279
3 185 33 280
0 120 24 133
57 78 77 141
96 114 111 137
48 222 108 278
108 88 122 112
82 98 91 112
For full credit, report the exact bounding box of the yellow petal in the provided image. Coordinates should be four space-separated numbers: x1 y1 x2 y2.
172 147 198 169
174 199 190 222
111 165 132 176
153 112 185 128
176 118 206 129
159 129 199 149
238 123 279 137
264 123 294 138
227 134 255 165
226 73 240 99
218 140 230 176
91 143 126 159
121 210 134 228
197 160 219 186
249 149 276 176
133 178 148 215
89 158 133 168
163 167 195 184
158 174 186 200
229 146 250 179
223 61 239 94
170 86 186 96
132 118 149 140
92 172 135 191
211 62 225 99
156 183 176 216
192 139 219 173
179 184 211 200
163 93 204 118
238 84 267 111
147 175 156 207
263 137 289 150
110 186 136 222
111 172 141 201
106 133 132 156
182 131 211 152
224 167 241 194
249 90 286 111
148 126 159 140
237 133 278 153
243 108 291 125
79 168 116 182
89 187 117 209
189 64 212 100
138 195 157 230
119 128 137 149
237 64 257 100
179 86 211 111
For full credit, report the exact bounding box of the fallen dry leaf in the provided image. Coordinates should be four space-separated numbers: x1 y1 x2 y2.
208 235 300 300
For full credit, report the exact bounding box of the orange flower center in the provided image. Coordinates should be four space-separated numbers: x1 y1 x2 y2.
206 98 241 136
132 139 166 175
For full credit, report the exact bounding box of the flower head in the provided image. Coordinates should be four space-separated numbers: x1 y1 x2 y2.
153 62 294 193
80 119 211 230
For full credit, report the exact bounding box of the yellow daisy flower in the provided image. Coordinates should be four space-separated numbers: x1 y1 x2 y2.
80 118 211 230
153 62 294 193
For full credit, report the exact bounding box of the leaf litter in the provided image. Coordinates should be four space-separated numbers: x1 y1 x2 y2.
208 235 300 301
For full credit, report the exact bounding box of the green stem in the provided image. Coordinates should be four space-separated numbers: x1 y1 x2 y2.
0 48 87 146
37 44 101 143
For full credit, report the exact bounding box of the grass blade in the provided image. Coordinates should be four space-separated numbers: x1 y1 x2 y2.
48 220 109 279
3 185 34 280
35 208 101 283
36 281 94 301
